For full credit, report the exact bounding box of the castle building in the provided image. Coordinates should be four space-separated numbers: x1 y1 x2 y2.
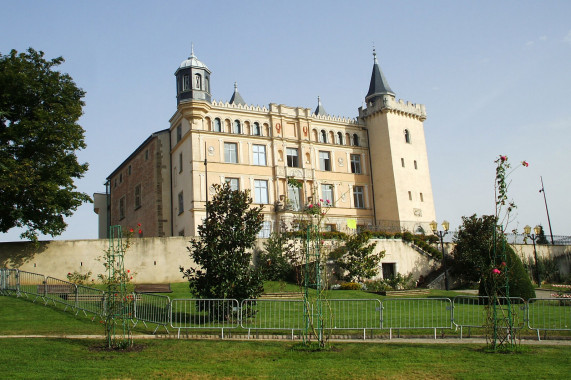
94 48 436 238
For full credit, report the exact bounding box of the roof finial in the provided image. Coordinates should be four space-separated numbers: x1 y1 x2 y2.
234 81 238 91
373 44 378 63
317 95 321 104
190 43 195 58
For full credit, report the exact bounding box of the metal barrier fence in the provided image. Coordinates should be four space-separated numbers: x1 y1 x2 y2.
382 298 453 339
170 299 239 338
1 269 570 340
452 296 527 338
527 298 571 340
134 293 171 333
241 299 305 338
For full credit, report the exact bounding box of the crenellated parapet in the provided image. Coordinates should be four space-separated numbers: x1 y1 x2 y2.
312 113 360 125
211 99 270 113
359 94 426 121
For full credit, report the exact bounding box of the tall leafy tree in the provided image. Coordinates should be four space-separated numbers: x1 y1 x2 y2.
331 231 384 283
0 48 90 240
180 182 264 302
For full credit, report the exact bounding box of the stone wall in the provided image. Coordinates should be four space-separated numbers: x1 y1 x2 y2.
1 237 568 284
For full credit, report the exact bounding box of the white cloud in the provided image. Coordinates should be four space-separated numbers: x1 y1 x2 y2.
526 41 534 47
565 30 571 45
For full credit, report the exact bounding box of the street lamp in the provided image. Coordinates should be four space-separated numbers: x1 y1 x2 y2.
430 220 450 291
524 225 542 287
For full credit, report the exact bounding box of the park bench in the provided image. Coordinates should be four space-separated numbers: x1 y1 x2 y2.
260 292 302 299
134 284 172 293
37 284 75 295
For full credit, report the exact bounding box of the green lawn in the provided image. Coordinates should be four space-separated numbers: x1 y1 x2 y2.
0 338 569 379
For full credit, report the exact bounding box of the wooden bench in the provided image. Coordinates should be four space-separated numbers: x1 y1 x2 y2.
37 284 75 295
134 284 172 293
260 292 302 299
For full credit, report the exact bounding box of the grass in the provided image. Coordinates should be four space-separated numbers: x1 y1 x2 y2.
0 338 570 379
2 282 570 339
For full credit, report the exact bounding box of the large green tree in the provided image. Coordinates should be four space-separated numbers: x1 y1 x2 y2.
0 48 90 240
331 231 384 283
452 214 535 299
180 182 264 302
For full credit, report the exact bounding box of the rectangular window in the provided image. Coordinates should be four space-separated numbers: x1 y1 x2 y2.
420 192 424 202
145 149 149 160
226 177 239 191
408 191 412 201
128 165 132 175
176 125 182 143
252 144 266 166
350 154 362 174
254 180 268 204
401 158 405 168
178 191 184 214
353 186 364 208
382 263 396 279
414 160 418 170
224 142 238 163
287 184 301 211
134 184 142 209
119 196 125 220
179 152 183 173
321 184 333 206
323 224 336 232
286 148 299 168
319 151 331 171
258 221 272 238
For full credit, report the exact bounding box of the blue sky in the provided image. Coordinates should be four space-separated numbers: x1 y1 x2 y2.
1 0 570 241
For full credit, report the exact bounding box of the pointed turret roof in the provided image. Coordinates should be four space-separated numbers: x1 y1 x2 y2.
229 82 246 106
365 49 395 103
313 96 328 116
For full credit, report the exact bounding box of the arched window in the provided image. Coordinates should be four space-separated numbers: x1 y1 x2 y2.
320 130 327 143
194 73 202 89
352 133 359 147
253 122 261 136
404 129 411 143
214 118 221 132
337 132 343 145
233 120 241 134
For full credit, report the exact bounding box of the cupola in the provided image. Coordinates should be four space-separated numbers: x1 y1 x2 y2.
175 46 212 105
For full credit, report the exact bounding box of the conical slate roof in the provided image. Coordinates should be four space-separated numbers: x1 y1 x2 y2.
313 96 328 116
229 82 246 106
365 49 395 102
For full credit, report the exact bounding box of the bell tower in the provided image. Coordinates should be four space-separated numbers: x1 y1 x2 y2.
175 46 211 105
359 50 436 233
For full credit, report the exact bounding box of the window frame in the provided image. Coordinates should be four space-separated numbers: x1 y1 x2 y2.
224 142 238 163
321 184 334 206
286 147 299 168
252 144 267 166
178 191 184 215
353 186 365 209
254 179 269 204
134 184 142 210
319 151 331 171
226 177 239 191
350 154 362 174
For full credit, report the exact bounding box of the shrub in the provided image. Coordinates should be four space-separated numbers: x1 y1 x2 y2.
339 282 362 290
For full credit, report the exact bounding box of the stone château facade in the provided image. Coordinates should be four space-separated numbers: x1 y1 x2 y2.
94 48 436 238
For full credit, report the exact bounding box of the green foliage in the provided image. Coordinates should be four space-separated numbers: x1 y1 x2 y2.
66 270 92 285
257 224 297 282
332 232 383 282
0 48 91 240
181 183 264 302
478 243 536 300
452 214 535 299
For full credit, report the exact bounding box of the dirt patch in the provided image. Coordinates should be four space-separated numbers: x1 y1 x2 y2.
88 343 146 352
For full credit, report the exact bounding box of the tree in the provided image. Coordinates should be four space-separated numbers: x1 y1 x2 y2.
257 222 297 282
180 183 264 302
536 225 549 245
451 214 535 299
0 48 90 240
331 231 384 283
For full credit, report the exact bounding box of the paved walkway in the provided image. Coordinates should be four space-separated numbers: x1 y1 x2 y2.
0 334 569 345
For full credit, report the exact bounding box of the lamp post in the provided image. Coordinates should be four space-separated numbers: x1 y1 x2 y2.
524 225 542 286
430 220 450 291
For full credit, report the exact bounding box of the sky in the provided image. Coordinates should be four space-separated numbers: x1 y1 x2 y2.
1 0 570 241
